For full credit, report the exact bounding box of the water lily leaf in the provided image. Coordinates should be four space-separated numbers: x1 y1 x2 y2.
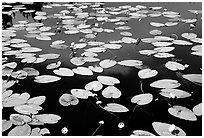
27 96 46 105
97 76 120 85
182 18 197 23
193 103 202 116
115 26 131 30
40 128 50 135
81 51 98 57
190 37 202 44
50 44 69 49
191 45 202 51
35 114 61 124
85 47 106 53
141 38 157 43
120 31 132 36
14 104 42 115
20 47 42 53
46 61 61 69
16 53 35 59
85 81 103 91
3 94 28 107
152 122 186 136
2 120 12 132
8 124 31 136
34 58 47 64
85 33 96 39
182 74 202 84
152 42 173 47
9 38 27 44
11 70 28 79
165 61 186 71
3 62 17 69
131 93 153 105
153 52 175 58
52 40 65 45
53 68 74 76
59 93 79 106
139 50 157 56
131 130 155 136
191 51 202 56
154 36 174 41
160 89 192 98
150 22 165 27
34 15 47 20
150 79 181 89
181 33 197 40
102 86 122 99
117 60 143 67
70 57 86 66
30 128 41 136
168 106 197 121
164 22 178 26
88 65 103 73
71 89 94 99
39 53 60 59
34 75 61 83
104 103 129 113
88 41 105 46
102 44 122 49
73 43 87 49
39 26 51 32
121 37 139 43
72 67 93 76
10 43 31 48
2 90 13 99
82 57 100 62
21 57 37 63
36 35 51 41
173 40 193 45
154 47 175 53
10 114 31 125
99 59 117 69
149 29 162 35
138 68 158 79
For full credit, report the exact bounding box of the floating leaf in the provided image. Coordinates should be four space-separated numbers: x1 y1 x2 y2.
3 62 17 69
88 65 103 73
120 31 132 36
102 44 122 49
46 61 61 69
85 81 103 91
71 89 94 99
36 35 51 41
73 43 87 49
39 53 60 59
59 93 79 106
102 86 122 99
35 114 61 124
97 76 120 85
52 40 65 45
2 120 12 132
22 67 40 76
154 36 174 41
104 103 129 113
27 96 46 105
150 22 165 27
50 44 69 49
182 74 202 84
153 52 175 58
70 57 86 66
150 79 181 89
72 67 93 76
21 57 37 63
152 122 186 136
82 57 100 62
131 93 153 105
8 124 31 136
160 89 191 98
165 22 178 27
190 37 202 44
181 33 197 40
152 42 173 47
81 52 98 57
34 75 61 83
30 128 41 136
168 106 197 121
99 59 117 69
14 104 42 115
40 128 50 135
121 37 139 43
53 68 74 76
173 40 193 45
149 29 162 35
85 47 106 53
131 130 155 136
10 114 31 125
165 61 186 71
117 60 143 67
154 47 175 53
193 103 202 116
139 50 157 56
138 68 158 79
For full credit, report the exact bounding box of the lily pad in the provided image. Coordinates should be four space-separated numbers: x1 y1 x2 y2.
153 52 175 58
14 104 42 115
72 67 93 76
104 103 129 113
53 68 74 76
85 81 103 91
138 68 158 79
10 114 31 125
27 96 46 105
150 22 165 27
193 103 202 116
2 120 12 132
102 86 122 99
3 62 17 69
97 76 120 85
150 79 181 89
182 74 202 84
131 130 155 136
121 37 139 44
46 61 61 69
88 65 103 73
70 57 86 66
165 61 186 71
181 33 197 40
173 40 193 45
39 53 60 59
99 59 117 69
59 93 79 106
154 47 175 53
117 60 143 67
8 124 31 136
102 44 122 49
71 89 94 99
131 93 153 105
152 42 173 47
22 67 40 76
35 114 61 124
160 89 192 98
34 75 61 83
168 105 197 121
152 122 186 136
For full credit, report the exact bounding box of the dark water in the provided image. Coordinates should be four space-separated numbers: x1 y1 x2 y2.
2 2 202 136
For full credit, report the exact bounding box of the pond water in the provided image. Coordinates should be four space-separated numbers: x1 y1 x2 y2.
2 2 202 136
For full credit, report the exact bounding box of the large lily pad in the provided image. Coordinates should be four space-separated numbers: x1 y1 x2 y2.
104 103 129 113
131 93 153 105
182 74 202 84
85 81 103 92
8 124 31 136
34 75 61 83
99 59 117 69
53 68 74 76
138 68 158 79
160 89 191 98
150 79 181 89
72 67 93 76
97 76 120 85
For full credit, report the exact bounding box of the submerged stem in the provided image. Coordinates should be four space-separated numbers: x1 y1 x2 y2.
91 124 102 136
140 81 144 93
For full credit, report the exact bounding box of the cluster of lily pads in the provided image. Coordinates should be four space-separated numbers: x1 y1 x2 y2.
2 2 202 136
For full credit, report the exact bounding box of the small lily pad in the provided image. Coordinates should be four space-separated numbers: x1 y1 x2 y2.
85 81 103 91
131 93 153 105
97 76 120 85
104 103 129 113
102 86 122 99
193 103 202 116
99 59 117 69
150 79 181 89
71 89 94 99
72 67 93 76
53 68 74 76
138 68 158 79
34 75 61 83
160 89 192 98
59 93 79 106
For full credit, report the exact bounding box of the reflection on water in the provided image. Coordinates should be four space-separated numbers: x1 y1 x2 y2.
2 2 202 136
